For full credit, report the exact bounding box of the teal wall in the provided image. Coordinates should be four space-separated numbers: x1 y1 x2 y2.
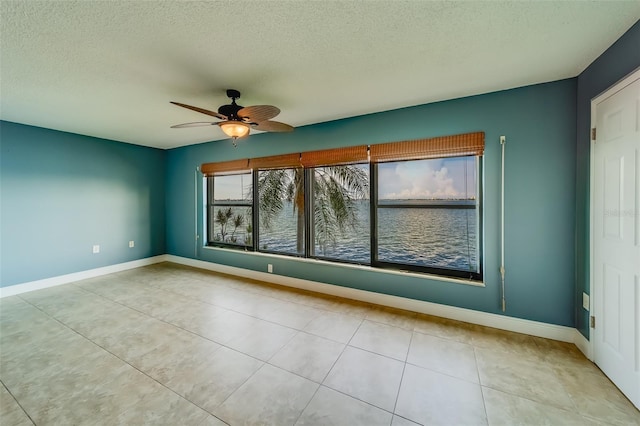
0 121 166 287
575 20 640 338
166 79 577 327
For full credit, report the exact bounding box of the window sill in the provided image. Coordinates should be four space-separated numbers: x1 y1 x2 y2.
201 245 485 288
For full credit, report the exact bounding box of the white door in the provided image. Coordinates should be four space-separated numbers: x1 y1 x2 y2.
592 70 640 409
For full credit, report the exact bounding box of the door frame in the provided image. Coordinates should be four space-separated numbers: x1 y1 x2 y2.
589 66 640 360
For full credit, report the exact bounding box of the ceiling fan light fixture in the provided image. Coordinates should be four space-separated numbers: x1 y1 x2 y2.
171 90 293 146
219 120 250 139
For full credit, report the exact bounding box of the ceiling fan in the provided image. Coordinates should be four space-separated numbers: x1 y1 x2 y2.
170 89 294 146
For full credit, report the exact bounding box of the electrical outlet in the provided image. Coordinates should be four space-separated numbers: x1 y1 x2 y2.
92 245 100 254
268 264 273 273
129 240 135 248
582 292 590 311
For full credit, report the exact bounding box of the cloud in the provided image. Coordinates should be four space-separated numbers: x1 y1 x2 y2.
378 159 471 199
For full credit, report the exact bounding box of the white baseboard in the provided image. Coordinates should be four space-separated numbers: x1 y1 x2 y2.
573 328 593 360
0 255 168 298
166 255 577 343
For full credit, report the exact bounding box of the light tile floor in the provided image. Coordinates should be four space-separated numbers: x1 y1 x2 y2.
1 262 638 425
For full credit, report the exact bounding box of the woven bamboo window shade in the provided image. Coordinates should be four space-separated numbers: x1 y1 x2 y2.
369 132 484 163
203 146 369 174
248 153 301 170
299 145 368 168
201 132 483 175
200 159 250 176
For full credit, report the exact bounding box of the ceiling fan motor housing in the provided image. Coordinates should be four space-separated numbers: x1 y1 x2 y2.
219 89 243 120
218 103 243 119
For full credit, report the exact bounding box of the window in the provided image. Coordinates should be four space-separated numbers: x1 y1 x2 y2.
257 168 305 255
203 132 483 281
374 157 480 278
207 173 252 247
310 164 370 263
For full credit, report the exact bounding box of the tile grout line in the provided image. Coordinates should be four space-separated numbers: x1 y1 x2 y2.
479 381 612 424
0 378 37 426
213 361 269 419
539 347 582 414
473 346 490 425
315 385 402 421
390 330 414 420
290 379 322 425
479 381 587 415
296 314 366 416
319 315 364 382
296 316 411 421
474 342 587 415
342 343 408 364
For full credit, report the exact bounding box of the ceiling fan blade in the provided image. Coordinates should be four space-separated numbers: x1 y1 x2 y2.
170 101 227 120
238 105 280 123
171 122 217 128
251 120 294 132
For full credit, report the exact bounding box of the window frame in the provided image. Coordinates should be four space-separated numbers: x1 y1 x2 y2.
203 132 484 281
307 163 371 266
254 166 307 258
371 157 483 280
206 173 254 250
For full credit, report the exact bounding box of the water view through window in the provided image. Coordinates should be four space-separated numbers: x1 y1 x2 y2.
377 203 477 270
377 157 478 271
255 199 477 270
207 155 480 278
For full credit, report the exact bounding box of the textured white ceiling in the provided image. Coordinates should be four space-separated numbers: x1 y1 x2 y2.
1 1 638 149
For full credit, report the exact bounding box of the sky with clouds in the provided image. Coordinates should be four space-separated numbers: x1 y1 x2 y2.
378 157 476 200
